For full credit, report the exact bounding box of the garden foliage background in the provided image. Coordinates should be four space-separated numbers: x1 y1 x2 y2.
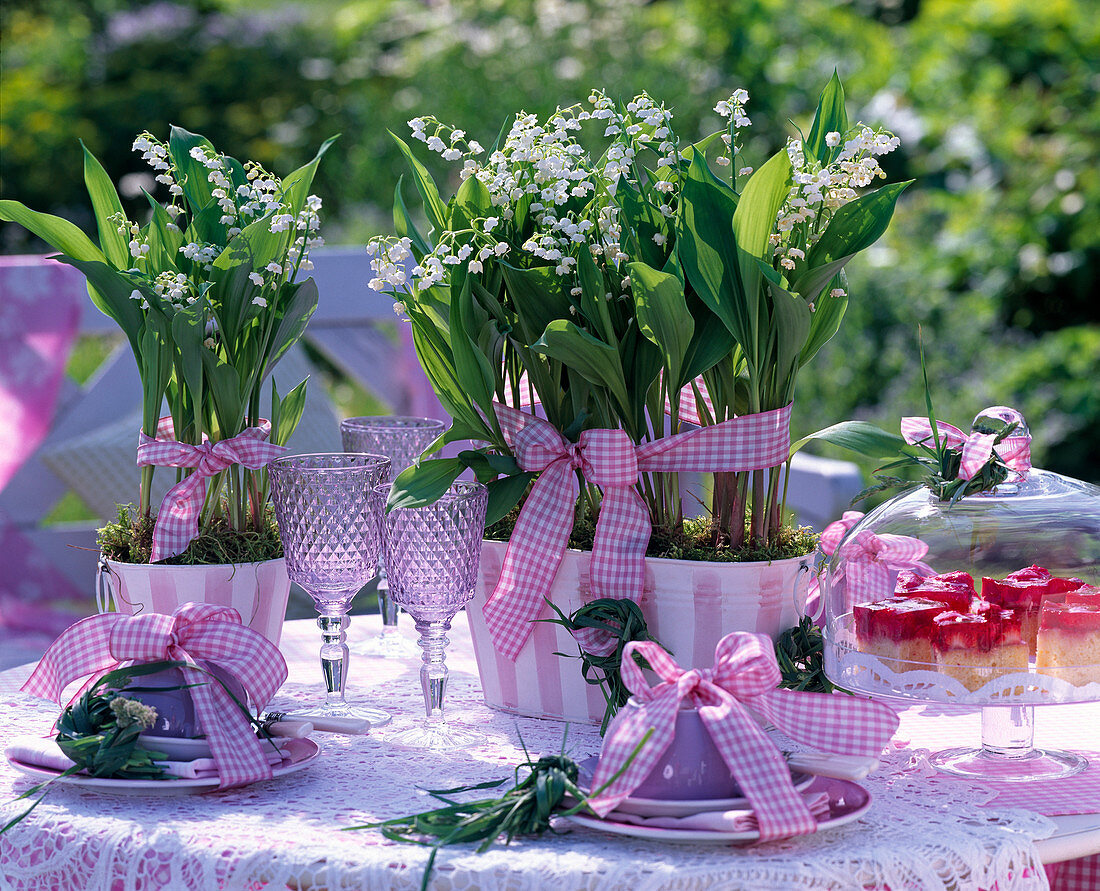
2 0 1097 488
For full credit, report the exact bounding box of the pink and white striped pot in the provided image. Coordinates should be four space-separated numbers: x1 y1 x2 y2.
99 558 291 648
467 540 809 724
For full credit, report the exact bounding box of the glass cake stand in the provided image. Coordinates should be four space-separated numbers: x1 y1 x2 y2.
819 435 1100 782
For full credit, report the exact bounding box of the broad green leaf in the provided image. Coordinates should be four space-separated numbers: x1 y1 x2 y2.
449 173 492 232
387 458 466 511
459 450 521 477
264 277 319 377
390 131 448 237
281 135 338 217
790 420 907 459
800 276 849 367
763 275 812 401
499 262 574 345
616 180 667 268
622 324 663 433
394 176 432 256
485 472 536 525
139 313 172 435
674 153 749 355
0 200 106 263
406 306 487 436
786 254 851 304
450 275 495 414
629 261 694 389
805 71 848 165
681 316 736 383
171 305 207 436
731 148 792 339
60 257 145 355
168 126 219 218
576 247 616 345
142 191 184 273
200 350 244 437
533 320 631 420
802 181 913 272
270 376 308 446
81 142 130 269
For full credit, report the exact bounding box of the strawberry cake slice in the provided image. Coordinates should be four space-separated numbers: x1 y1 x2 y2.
932 607 1029 691
981 565 1084 655
854 596 949 667
1036 598 1100 687
895 570 975 612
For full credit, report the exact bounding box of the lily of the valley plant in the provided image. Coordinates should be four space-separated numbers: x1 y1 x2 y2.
369 73 910 557
0 128 334 562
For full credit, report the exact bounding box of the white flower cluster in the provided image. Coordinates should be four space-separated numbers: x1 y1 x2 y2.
713 88 751 169
772 122 902 274
368 90 686 299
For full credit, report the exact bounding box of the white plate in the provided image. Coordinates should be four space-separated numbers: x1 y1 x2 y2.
6 737 320 796
577 756 815 818
563 777 872 842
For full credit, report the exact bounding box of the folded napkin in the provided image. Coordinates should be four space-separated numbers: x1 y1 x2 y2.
5 735 290 781
607 789 831 833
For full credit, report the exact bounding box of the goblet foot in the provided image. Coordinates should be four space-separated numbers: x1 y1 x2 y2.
386 720 483 751
929 746 1088 781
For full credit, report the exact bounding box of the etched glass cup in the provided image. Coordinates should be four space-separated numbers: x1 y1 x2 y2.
340 416 446 658
269 453 391 724
374 480 487 749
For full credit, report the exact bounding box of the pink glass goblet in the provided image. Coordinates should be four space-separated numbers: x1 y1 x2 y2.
269 453 390 724
374 480 487 750
340 416 446 659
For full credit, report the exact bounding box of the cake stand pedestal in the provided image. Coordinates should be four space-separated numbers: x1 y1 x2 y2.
929 704 1089 781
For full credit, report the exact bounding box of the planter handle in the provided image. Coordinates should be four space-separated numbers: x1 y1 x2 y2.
792 559 824 623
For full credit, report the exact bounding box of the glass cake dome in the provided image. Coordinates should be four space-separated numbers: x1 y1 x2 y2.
817 408 1100 779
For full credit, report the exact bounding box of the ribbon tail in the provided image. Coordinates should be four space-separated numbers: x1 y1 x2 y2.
183 659 272 788
149 474 208 562
481 461 578 661
959 432 997 480
749 688 899 757
697 694 817 840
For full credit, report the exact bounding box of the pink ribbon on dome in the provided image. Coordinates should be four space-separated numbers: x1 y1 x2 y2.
136 417 287 562
587 632 899 840
900 406 1031 481
483 401 792 660
22 603 288 789
811 511 935 607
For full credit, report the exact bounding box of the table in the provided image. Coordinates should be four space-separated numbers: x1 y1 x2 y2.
1 616 1098 891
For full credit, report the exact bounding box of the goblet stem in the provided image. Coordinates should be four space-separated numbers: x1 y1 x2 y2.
416 619 450 723
318 613 351 713
378 572 400 631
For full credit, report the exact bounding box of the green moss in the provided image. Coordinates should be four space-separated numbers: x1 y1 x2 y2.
98 505 283 565
486 509 818 563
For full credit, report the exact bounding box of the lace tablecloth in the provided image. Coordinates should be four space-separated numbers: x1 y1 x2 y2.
0 616 1065 891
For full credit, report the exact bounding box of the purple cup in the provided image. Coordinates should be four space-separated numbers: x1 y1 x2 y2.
628 703 741 800
106 662 248 739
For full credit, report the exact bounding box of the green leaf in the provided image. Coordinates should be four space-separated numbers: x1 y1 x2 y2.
450 275 495 414
615 180 666 268
533 320 630 420
790 420 907 458
629 261 694 390
60 257 145 355
200 350 244 437
731 148 792 336
576 247 616 346
139 313 172 435
485 473 536 526
390 131 449 237
801 181 913 273
168 126 219 218
805 71 848 165
674 153 748 354
799 276 849 367
0 200 106 263
170 305 206 435
394 176 432 256
270 376 308 447
405 306 489 436
387 458 467 511
142 191 184 273
264 277 319 377
764 275 812 400
449 173 492 232
499 262 574 346
81 141 130 269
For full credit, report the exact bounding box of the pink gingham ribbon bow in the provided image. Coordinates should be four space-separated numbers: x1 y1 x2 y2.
137 417 287 562
22 603 287 789
588 632 898 840
818 511 934 602
900 405 1031 481
484 402 792 660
